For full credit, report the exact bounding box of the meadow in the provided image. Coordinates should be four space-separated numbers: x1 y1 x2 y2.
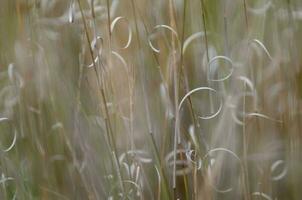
0 0 301 199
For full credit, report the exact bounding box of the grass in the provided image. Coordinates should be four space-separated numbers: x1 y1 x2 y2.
0 0 302 199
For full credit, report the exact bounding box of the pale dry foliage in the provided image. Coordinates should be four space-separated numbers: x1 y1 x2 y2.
0 0 301 199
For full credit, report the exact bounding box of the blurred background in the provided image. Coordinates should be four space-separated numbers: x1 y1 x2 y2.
0 0 301 199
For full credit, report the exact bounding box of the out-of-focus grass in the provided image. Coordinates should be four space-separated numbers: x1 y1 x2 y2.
0 0 301 199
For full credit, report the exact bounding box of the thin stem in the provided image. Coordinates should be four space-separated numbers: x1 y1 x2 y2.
243 0 249 31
